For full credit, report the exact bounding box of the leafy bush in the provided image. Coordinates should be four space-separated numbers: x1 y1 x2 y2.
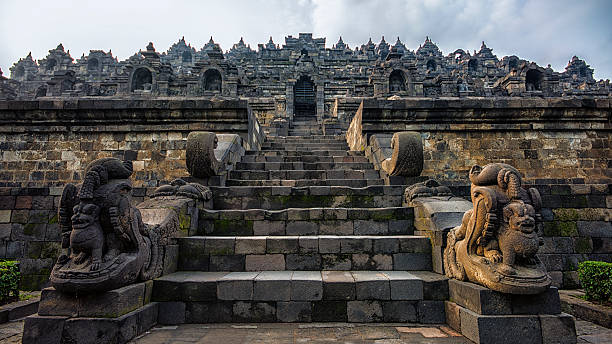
0 260 20 304
577 261 612 303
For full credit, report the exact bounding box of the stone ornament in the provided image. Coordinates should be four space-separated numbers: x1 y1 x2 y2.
381 131 423 177
444 163 551 294
186 131 220 178
404 179 452 202
50 158 212 293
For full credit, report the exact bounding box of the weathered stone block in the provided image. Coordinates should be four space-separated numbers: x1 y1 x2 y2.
185 302 232 323
340 237 372 253
267 236 299 253
38 287 78 317
539 313 577 344
182 272 226 302
448 279 512 315
277 301 312 322
298 237 318 253
286 221 318 235
382 301 417 322
321 254 352 270
322 271 355 300
158 301 186 325
209 255 244 271
354 220 387 235
217 272 258 301
352 271 390 300
393 253 432 270
286 254 321 270
347 300 383 322
445 301 461 331
319 236 341 253
511 287 561 315
418 300 446 324
137 302 158 334
235 237 266 254
22 315 67 344
460 306 542 344
253 220 285 235
312 301 347 322
232 301 276 322
291 271 322 301
245 254 285 271
254 271 292 301
383 271 423 300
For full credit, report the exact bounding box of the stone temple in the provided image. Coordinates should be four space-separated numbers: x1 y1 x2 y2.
0 34 610 344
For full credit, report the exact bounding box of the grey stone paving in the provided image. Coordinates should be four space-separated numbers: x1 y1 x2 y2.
1 317 611 343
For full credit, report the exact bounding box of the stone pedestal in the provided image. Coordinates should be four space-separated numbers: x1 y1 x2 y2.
446 280 576 344
22 282 158 344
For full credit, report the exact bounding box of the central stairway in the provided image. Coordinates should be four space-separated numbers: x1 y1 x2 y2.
152 119 448 323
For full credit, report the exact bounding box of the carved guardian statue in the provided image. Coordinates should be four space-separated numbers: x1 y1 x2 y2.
444 163 551 294
50 158 212 293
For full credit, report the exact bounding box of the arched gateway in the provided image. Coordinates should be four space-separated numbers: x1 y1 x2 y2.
293 75 316 120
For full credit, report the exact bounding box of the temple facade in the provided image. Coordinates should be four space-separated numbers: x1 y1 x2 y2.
2 33 610 123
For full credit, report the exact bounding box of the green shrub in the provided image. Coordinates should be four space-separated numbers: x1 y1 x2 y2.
0 260 20 304
577 261 612 303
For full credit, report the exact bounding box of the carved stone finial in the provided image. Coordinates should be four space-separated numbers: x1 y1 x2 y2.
444 163 549 294
185 131 220 178
381 131 423 177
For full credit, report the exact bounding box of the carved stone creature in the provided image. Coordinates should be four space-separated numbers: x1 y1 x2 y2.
186 131 220 178
405 179 452 202
444 163 550 294
51 158 161 293
381 131 423 177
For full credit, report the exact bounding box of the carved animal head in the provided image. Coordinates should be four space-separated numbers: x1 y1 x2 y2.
71 202 101 230
503 201 536 234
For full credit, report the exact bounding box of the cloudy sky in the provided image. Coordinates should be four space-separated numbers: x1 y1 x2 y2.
1 0 611 79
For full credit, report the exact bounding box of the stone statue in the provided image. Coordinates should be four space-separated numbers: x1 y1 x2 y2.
185 131 220 178
444 163 551 294
50 158 212 293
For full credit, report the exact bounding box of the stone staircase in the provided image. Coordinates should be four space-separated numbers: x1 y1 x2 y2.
152 119 447 324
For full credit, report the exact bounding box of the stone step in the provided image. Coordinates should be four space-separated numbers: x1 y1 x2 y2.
229 169 380 181
226 178 384 187
268 135 341 140
245 149 363 157
209 185 405 210
261 143 349 150
236 162 374 171
151 270 448 323
241 155 369 163
288 130 324 136
266 138 345 144
199 207 413 235
177 235 430 272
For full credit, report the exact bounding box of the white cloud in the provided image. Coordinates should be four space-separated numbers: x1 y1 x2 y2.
1 0 610 79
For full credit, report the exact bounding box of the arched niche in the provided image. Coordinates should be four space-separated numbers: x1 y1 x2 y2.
389 70 406 93
182 51 192 63
525 69 543 91
87 58 99 71
46 59 57 71
203 69 222 92
426 59 436 71
508 59 518 70
131 67 153 92
468 59 478 71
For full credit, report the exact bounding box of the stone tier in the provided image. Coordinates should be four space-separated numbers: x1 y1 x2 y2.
210 186 405 209
227 179 384 187
241 154 369 163
198 207 414 236
245 149 361 157
445 280 577 344
177 235 431 271
236 161 374 171
229 169 381 181
151 271 448 324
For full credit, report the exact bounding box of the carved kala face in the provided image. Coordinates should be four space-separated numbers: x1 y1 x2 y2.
71 203 101 230
504 201 536 234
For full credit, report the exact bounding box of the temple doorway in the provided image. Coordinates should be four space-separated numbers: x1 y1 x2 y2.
293 76 316 119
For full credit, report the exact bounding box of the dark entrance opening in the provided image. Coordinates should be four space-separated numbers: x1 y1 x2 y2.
204 69 222 91
131 68 152 92
525 69 542 91
182 51 192 63
293 76 316 119
46 59 57 71
389 70 406 93
87 58 99 71
426 59 436 71
468 59 478 72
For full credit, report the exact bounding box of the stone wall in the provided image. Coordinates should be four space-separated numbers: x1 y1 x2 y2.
348 97 612 289
0 98 262 289
348 97 611 184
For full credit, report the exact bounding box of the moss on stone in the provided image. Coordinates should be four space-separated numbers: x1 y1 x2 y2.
553 209 580 221
542 222 560 236
48 214 58 224
574 237 593 254
559 222 578 237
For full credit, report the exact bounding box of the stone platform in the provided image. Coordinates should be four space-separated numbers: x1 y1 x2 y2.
445 279 577 344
